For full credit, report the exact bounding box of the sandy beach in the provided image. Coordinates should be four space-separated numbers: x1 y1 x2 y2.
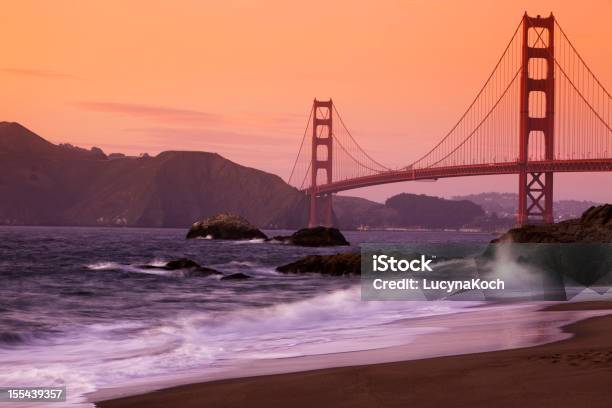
95 301 612 408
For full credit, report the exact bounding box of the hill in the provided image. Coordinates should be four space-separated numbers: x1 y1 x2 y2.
453 192 601 221
385 193 484 228
0 122 307 227
332 193 487 229
332 196 397 228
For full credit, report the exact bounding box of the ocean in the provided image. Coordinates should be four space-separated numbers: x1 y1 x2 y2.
0 226 494 406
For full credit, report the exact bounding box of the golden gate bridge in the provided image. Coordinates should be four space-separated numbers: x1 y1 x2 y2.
287 13 612 228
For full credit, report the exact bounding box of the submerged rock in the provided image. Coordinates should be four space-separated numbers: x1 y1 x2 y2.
272 226 350 247
276 253 360 276
221 272 252 280
187 213 268 240
141 258 220 276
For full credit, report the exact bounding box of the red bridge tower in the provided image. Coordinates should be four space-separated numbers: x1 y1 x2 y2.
518 13 555 224
309 99 334 227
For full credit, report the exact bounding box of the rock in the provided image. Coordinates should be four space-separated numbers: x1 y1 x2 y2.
479 205 612 298
276 253 360 276
164 258 202 270
221 272 252 280
141 258 220 276
271 226 350 247
492 204 612 243
187 213 268 240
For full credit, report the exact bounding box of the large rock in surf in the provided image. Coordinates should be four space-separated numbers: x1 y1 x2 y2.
276 253 360 276
479 205 612 298
187 213 268 240
141 258 221 277
272 226 350 247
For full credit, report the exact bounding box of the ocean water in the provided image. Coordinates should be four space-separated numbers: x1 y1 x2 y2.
0 226 494 406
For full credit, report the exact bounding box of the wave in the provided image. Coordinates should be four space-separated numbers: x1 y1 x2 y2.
155 286 476 362
226 261 256 267
0 285 478 407
83 261 218 278
86 261 123 271
0 332 24 345
232 238 266 244
0 330 61 347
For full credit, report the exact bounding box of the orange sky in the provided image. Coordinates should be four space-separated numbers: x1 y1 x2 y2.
1 0 611 202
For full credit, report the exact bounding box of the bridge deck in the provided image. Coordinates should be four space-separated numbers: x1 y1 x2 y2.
307 159 612 194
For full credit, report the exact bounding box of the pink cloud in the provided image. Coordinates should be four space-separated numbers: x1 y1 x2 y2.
73 100 304 131
73 101 223 125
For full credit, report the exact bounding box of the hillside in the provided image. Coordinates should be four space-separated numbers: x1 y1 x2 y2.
385 193 485 228
0 122 307 227
453 192 601 220
332 193 487 229
332 196 397 228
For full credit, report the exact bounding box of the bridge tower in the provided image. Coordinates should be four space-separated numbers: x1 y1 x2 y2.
518 13 555 225
309 99 334 227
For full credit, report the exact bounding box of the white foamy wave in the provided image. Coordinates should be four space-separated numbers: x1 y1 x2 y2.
232 238 266 244
0 286 478 407
226 261 256 267
84 261 196 277
148 258 169 267
251 267 280 276
85 261 121 270
162 286 476 362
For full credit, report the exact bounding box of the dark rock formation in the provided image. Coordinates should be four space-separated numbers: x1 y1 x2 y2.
187 213 268 240
272 226 350 247
221 272 252 280
492 204 612 243
479 205 612 299
276 253 360 276
141 258 220 276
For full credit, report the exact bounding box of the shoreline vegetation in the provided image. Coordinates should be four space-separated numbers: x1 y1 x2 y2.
95 301 612 408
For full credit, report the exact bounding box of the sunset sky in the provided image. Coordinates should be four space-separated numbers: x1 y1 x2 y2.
2 0 611 202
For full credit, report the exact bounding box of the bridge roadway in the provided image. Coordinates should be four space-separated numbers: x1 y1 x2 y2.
307 159 612 194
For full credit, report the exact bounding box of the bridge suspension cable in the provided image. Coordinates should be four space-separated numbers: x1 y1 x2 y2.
409 18 524 170
287 15 612 192
286 105 313 186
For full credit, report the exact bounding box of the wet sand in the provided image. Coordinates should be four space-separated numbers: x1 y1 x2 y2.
96 301 612 408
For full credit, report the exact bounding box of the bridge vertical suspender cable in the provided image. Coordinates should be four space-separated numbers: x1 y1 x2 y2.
287 13 612 228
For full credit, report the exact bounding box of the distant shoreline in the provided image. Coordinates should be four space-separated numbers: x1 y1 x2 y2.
0 224 498 233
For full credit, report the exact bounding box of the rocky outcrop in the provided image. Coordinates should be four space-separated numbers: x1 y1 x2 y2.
478 205 612 299
272 227 350 247
187 213 268 240
221 272 252 280
493 204 612 243
141 258 220 277
276 253 360 276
